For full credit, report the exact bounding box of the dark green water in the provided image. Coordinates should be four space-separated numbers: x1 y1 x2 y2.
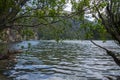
0 40 120 80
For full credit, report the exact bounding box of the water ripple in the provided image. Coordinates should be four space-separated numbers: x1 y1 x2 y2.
0 40 120 80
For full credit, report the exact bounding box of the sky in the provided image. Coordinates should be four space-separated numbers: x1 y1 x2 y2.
64 3 72 12
64 3 95 21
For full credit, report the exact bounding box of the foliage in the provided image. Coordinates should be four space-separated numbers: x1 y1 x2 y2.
71 0 120 43
0 0 119 42
0 0 68 30
0 0 70 41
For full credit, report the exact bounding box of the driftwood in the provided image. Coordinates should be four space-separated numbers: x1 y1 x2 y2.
90 40 120 66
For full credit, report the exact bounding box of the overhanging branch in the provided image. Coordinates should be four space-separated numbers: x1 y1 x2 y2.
90 40 120 66
11 20 61 28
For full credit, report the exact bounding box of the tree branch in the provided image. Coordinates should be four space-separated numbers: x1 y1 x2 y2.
11 20 61 28
90 40 120 66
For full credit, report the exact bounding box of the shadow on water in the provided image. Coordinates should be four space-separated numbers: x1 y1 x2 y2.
0 40 120 80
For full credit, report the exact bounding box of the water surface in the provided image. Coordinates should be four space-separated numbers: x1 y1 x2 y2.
0 40 120 80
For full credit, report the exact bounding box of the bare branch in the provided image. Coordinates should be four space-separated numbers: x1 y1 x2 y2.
90 40 120 66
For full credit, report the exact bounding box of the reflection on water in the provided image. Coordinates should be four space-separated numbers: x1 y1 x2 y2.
0 40 120 80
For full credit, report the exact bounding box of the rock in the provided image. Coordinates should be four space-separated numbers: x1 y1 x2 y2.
0 49 23 60
0 54 9 60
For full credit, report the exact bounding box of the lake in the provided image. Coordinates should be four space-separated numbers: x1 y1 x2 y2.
0 40 120 80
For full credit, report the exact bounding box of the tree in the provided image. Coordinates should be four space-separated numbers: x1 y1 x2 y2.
70 0 120 43
90 0 120 66
0 0 70 42
0 0 28 30
71 0 120 66
0 0 67 31
91 0 120 44
0 0 69 59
